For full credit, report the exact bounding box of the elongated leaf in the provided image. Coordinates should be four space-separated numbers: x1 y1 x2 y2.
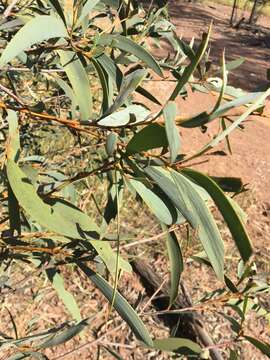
210 51 227 114
96 53 122 90
6 160 99 240
97 105 150 127
181 91 265 128
244 336 270 357
39 320 89 349
164 102 181 162
180 93 262 128
106 132 118 157
6 110 20 161
170 24 212 100
211 176 243 193
153 338 201 355
103 346 124 360
48 0 67 25
52 75 78 117
183 169 252 262
136 85 161 105
185 88 270 162
92 58 111 114
126 123 168 154
0 16 68 66
76 0 100 26
46 268 81 322
91 240 132 274
97 34 162 77
97 54 160 105
6 110 21 234
146 167 223 279
6 160 130 273
225 57 245 72
106 69 147 114
128 179 177 225
145 167 197 225
171 170 224 280
58 50 92 120
76 261 153 346
7 352 48 360
162 225 183 305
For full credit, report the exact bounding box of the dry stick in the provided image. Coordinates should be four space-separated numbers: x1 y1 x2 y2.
0 83 24 106
2 67 66 73
3 0 20 17
132 259 223 360
121 225 180 249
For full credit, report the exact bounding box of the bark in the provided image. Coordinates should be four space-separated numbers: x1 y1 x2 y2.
132 258 223 360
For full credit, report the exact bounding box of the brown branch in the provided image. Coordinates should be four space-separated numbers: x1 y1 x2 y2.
132 258 224 360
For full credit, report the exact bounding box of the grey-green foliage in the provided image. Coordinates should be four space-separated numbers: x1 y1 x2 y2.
0 0 269 358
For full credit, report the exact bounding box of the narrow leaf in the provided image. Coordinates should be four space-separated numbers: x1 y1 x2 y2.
153 338 201 355
162 225 183 306
76 0 100 27
39 320 89 349
97 105 150 127
170 24 212 100
97 34 162 77
58 50 92 120
6 160 99 239
0 16 68 66
46 268 81 322
76 261 153 346
128 179 177 225
126 123 168 154
183 169 252 262
244 336 270 357
106 69 147 114
164 102 181 162
171 170 224 280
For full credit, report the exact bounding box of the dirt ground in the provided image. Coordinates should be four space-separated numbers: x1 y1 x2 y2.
170 0 270 246
1 1 270 359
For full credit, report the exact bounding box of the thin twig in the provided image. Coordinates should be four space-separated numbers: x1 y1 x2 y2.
3 0 20 17
0 83 24 106
121 225 180 249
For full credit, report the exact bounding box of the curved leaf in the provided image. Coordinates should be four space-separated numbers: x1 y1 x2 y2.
6 160 99 240
244 336 270 357
76 0 101 27
162 224 183 306
182 169 253 262
46 268 81 322
171 170 224 281
97 105 150 127
128 178 177 225
169 24 212 101
106 69 148 114
0 16 68 66
76 261 153 346
97 34 163 77
145 167 224 280
58 50 92 120
164 102 181 162
126 123 167 154
153 338 201 355
39 320 89 349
